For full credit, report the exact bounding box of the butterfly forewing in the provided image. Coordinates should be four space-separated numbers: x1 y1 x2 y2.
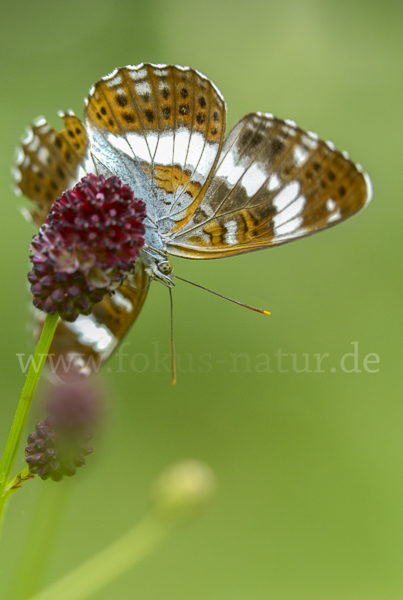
84 63 226 229
167 113 372 258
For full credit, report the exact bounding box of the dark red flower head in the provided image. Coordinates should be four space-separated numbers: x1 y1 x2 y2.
28 174 146 322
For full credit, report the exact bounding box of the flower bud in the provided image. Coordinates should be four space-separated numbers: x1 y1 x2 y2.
25 374 102 481
150 460 217 524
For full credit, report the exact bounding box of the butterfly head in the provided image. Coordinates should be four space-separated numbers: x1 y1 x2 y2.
157 260 173 276
140 249 174 287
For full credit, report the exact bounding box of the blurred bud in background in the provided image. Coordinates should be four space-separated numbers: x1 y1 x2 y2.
25 372 104 481
150 460 218 525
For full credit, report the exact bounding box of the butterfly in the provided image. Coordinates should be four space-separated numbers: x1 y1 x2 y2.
14 63 372 375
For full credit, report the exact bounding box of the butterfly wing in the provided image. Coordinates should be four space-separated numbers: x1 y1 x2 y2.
166 113 372 258
14 112 89 225
14 113 149 374
84 63 226 229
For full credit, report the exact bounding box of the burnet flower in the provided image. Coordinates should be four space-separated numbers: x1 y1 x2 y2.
25 374 102 481
28 174 146 322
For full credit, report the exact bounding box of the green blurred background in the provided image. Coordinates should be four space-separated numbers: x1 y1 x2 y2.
0 0 402 598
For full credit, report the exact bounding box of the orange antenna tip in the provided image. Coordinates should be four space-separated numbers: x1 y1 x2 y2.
173 275 270 316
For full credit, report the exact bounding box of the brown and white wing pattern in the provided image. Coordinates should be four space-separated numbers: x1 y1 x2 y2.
14 112 89 225
167 113 372 258
84 63 226 232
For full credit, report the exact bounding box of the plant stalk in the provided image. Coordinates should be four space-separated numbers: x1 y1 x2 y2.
27 515 172 600
0 313 59 524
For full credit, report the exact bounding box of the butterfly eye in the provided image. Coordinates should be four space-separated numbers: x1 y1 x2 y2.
158 261 173 275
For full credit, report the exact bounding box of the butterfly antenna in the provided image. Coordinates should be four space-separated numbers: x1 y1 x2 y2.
169 287 177 385
172 275 270 315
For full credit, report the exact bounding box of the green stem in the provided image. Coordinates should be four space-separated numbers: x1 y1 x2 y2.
27 516 172 600
0 313 59 516
10 478 71 600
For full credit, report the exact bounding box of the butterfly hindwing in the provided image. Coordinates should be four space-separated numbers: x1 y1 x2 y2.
167 113 372 258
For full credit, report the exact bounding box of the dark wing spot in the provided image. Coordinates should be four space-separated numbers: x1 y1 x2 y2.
180 88 188 98
241 130 253 146
193 208 209 224
218 221 226 244
162 106 171 119
239 213 248 235
100 107 107 116
116 94 128 107
65 151 72 163
312 161 321 171
269 138 284 158
74 143 80 149
213 111 219 122
241 128 263 148
250 131 263 148
247 210 260 230
57 168 65 179
141 93 150 102
196 112 205 124
144 109 154 123
67 129 75 138
54 137 62 149
328 170 336 181
199 96 206 108
122 113 135 124
96 112 102 120
247 210 260 227
37 171 44 179
305 170 313 180
75 127 81 134
179 104 190 116
338 185 346 197
161 88 169 99
203 228 214 243
258 203 277 220
211 127 218 135
50 180 58 190
108 119 114 127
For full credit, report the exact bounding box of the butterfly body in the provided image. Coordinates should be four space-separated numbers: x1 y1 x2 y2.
14 63 372 372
